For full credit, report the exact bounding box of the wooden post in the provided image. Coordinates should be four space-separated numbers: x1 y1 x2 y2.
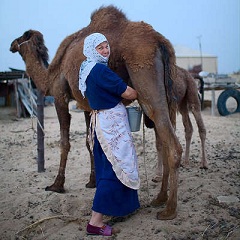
14 80 21 118
37 90 45 172
211 89 216 116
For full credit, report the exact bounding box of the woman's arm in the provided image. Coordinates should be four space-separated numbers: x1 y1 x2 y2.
121 86 138 100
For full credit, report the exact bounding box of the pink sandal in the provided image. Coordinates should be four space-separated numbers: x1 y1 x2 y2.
86 223 113 236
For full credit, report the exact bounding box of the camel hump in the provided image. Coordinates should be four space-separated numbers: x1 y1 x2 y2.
91 5 128 23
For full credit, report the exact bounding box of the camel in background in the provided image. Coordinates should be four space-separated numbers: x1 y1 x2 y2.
175 67 207 168
10 5 182 220
148 66 207 183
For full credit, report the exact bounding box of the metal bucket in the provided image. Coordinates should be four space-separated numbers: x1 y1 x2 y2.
126 106 142 132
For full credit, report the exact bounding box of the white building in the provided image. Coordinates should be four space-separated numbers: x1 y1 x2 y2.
174 45 218 74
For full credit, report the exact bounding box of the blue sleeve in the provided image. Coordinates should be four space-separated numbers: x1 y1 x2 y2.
96 64 127 97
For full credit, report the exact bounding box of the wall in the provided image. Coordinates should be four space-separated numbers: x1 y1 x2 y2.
176 56 218 74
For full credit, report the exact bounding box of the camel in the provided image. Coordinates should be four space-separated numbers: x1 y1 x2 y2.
10 29 96 189
174 67 207 168
10 5 182 220
148 66 207 183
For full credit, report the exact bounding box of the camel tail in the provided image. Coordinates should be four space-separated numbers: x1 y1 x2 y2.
144 41 177 129
158 40 178 128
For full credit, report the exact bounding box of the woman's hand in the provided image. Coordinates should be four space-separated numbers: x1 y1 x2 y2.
121 86 137 100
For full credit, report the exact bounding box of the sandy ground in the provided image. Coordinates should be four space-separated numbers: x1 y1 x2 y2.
0 91 239 240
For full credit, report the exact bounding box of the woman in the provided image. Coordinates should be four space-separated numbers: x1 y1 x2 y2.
79 33 140 236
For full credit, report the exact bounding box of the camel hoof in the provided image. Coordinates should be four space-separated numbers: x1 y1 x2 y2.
45 185 65 193
157 209 177 220
150 198 167 207
85 181 96 188
150 191 168 207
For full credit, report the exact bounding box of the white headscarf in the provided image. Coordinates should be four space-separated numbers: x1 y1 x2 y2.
79 33 110 97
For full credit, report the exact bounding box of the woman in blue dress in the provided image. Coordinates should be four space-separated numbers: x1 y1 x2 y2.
79 33 140 236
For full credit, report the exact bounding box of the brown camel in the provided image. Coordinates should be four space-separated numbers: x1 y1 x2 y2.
10 29 96 189
175 67 207 168
149 66 207 183
10 5 182 220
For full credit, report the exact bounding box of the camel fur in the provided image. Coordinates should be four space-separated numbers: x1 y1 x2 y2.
10 5 182 220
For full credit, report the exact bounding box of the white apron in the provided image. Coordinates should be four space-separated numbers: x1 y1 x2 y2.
89 102 140 190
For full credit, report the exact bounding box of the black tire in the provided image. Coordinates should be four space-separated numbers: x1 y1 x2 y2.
217 88 240 116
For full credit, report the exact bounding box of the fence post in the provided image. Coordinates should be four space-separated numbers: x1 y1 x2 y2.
37 90 45 172
14 80 21 118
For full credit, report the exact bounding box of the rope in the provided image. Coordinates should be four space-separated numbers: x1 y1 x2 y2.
142 114 150 200
18 39 30 50
27 76 34 118
24 75 45 136
129 103 150 199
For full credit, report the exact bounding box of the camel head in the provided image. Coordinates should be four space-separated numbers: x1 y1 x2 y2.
10 30 49 68
10 30 50 95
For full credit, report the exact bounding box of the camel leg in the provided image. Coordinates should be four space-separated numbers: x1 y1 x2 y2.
83 111 96 188
152 104 177 184
127 50 182 219
152 83 181 219
139 110 181 219
149 118 182 219
187 73 208 169
191 107 208 169
154 126 182 220
45 101 71 193
179 106 193 166
151 150 163 183
143 115 162 183
157 105 181 220
151 130 163 183
157 153 179 220
150 135 168 206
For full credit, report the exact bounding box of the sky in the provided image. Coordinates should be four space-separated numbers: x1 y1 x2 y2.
0 0 239 74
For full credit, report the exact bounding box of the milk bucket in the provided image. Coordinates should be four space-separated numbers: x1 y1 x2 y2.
126 106 142 132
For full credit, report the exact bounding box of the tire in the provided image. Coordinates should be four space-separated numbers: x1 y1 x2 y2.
217 88 240 116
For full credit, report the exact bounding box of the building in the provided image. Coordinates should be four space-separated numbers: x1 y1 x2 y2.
174 45 218 74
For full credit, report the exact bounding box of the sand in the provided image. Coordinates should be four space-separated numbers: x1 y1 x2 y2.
0 91 239 240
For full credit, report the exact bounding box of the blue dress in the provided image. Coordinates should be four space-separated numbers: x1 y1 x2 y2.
85 63 140 216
